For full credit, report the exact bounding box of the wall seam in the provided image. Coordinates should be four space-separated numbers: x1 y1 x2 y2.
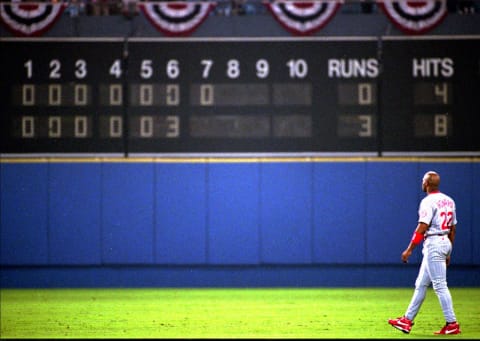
205 162 210 264
100 161 104 265
153 162 157 264
46 161 51 264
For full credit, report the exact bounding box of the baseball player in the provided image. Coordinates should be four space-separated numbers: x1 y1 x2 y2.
388 171 461 335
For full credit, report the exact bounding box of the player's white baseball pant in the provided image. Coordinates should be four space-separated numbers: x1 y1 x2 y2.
404 236 457 323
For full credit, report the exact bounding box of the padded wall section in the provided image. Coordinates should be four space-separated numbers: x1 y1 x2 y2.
4 265 459 288
365 162 419 264
101 163 154 264
48 163 102 265
1 159 479 271
155 163 208 264
0 163 49 265
260 162 313 264
208 163 261 264
312 162 367 263
419 162 474 265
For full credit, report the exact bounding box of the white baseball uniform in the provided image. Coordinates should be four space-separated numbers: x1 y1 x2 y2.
404 190 458 323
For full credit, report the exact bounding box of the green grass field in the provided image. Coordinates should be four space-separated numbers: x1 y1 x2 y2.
1 287 479 339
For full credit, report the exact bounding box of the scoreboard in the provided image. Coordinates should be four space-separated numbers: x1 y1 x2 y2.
1 36 479 155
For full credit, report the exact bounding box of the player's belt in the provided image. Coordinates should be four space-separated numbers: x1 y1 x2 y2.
425 232 449 238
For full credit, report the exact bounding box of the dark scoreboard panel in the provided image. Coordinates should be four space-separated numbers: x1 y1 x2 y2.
381 37 479 154
1 37 478 155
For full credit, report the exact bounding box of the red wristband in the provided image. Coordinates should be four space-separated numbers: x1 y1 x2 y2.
411 231 423 245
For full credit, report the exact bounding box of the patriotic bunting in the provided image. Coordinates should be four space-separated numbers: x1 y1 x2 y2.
0 0 452 38
0 0 66 37
139 1 216 36
265 0 342 36
377 0 448 35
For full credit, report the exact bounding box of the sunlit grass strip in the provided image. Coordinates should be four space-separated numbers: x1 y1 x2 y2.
1 287 479 339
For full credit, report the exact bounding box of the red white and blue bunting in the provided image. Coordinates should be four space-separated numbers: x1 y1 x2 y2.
0 0 452 38
139 1 216 36
0 0 65 37
265 0 342 36
377 0 448 35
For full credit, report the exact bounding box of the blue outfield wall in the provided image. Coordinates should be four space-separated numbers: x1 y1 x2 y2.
1 158 479 288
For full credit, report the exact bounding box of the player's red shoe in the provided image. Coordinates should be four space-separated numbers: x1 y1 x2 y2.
434 322 461 335
388 316 413 334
